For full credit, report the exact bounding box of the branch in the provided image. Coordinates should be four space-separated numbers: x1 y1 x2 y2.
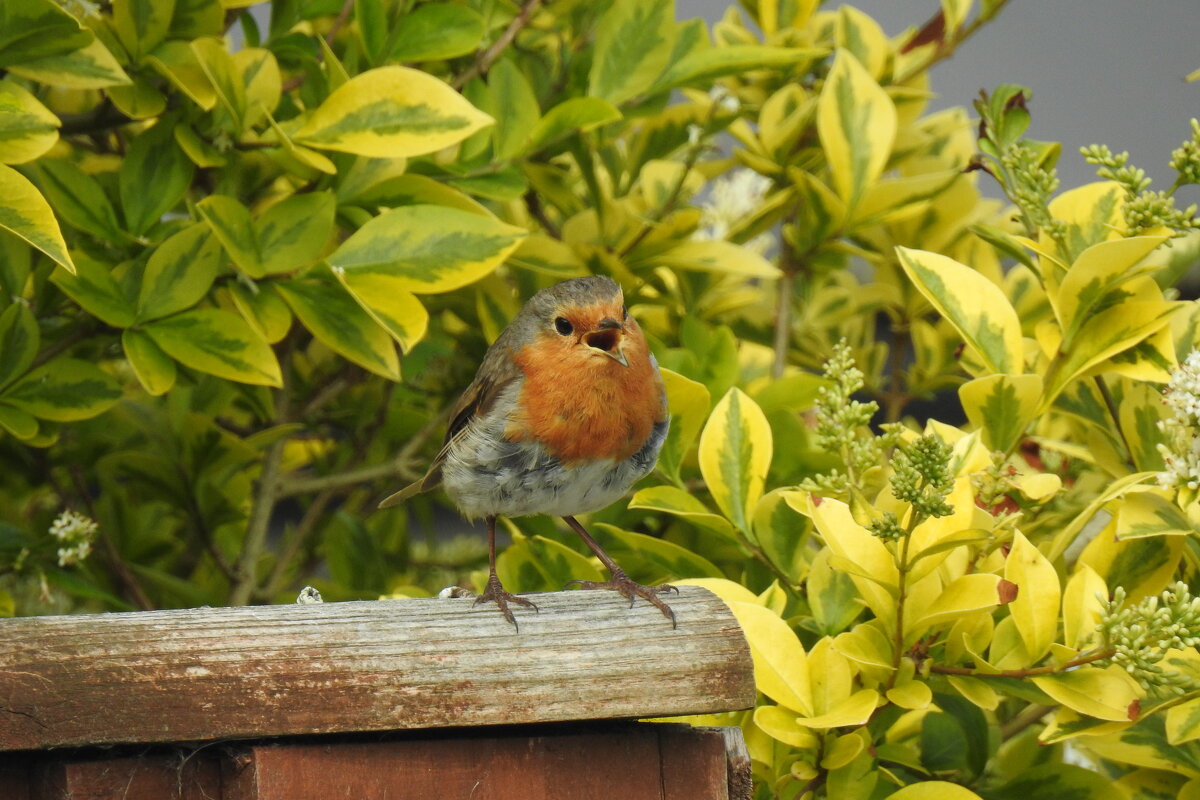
451 0 543 90
67 466 154 611
930 647 1115 678
893 0 1012 85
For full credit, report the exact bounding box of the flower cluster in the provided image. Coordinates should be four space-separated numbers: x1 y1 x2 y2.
889 434 955 520
1081 143 1198 234
1100 582 1200 694
1156 350 1200 490
694 169 773 255
48 510 97 567
1170 118 1200 187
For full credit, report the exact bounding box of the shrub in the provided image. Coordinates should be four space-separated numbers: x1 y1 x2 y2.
4 0 1200 797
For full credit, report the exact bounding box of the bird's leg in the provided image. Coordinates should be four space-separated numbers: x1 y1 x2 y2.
474 515 537 629
561 515 678 628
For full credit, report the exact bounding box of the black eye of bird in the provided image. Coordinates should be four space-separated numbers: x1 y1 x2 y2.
554 317 573 336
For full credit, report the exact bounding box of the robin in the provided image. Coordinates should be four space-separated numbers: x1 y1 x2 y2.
379 276 676 628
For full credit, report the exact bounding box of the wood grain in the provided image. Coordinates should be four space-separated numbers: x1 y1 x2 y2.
0 586 753 751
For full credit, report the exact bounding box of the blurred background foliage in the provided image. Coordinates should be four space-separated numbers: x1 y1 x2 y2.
6 0 1200 797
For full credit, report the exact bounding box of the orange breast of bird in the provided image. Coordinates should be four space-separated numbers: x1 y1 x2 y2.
508 333 665 465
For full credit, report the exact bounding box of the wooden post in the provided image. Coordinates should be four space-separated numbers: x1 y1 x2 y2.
0 587 756 799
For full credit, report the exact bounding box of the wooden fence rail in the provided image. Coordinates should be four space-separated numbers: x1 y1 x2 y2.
0 586 755 799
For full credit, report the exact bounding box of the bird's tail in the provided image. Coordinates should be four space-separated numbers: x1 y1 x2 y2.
377 466 441 509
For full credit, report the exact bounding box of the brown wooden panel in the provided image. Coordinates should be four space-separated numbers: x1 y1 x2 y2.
30 752 221 800
0 754 32 800
0 587 753 750
225 725 735 800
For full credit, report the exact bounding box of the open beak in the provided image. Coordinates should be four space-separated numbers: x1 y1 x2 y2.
583 318 629 367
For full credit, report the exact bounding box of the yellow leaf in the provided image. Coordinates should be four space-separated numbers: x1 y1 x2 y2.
0 79 59 164
808 637 852 715
793 688 879 729
753 705 820 749
888 781 984 800
725 599 812 715
336 272 429 353
1055 235 1170 347
1167 697 1200 745
1079 514 1185 601
910 573 1003 634
897 246 1023 375
698 388 772 534
789 493 897 622
817 49 896 210
946 676 1000 710
296 66 493 157
833 621 893 670
886 679 932 710
835 6 889 80
1032 666 1141 722
0 163 74 273
654 240 781 279
959 373 1042 453
820 730 866 770
1005 530 1060 663
1062 563 1107 650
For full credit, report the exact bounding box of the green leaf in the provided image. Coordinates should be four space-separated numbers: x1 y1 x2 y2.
197 194 258 273
257 191 335 275
122 328 176 396
119 116 195 236
106 76 168 120
49 252 136 328
7 38 131 89
1115 490 1197 539
137 224 220 321
0 0 92 68
354 0 386 64
327 204 526 294
144 40 217 110
36 158 123 244
817 49 896 210
489 58 540 161
0 403 37 439
169 0 223 38
112 0 175 60
592 523 724 582
389 3 485 62
990 763 1126 800
1 358 121 421
526 98 622 153
0 162 75 272
1167 696 1200 745
0 301 37 390
627 485 738 541
650 44 822 94
655 367 710 486
0 78 59 165
1055 236 1168 348
698 388 772 534
227 281 292 344
921 711 969 774
295 66 493 158
275 278 399 380
191 35 247 126
144 308 282 386
897 246 1023 376
588 0 674 106
350 173 490 215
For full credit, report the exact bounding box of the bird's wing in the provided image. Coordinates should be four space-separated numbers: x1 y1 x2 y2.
377 340 522 509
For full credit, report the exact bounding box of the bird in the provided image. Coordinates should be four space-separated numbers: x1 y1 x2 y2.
379 275 676 628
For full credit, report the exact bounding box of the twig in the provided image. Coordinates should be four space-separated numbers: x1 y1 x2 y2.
1094 375 1135 465
451 0 543 90
999 704 1054 741
523 190 561 239
930 647 1115 678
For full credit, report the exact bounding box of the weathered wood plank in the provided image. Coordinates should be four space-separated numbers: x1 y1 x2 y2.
0 587 752 750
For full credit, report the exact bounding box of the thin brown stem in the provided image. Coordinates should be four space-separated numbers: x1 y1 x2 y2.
1094 375 1135 465
930 647 1115 678
999 704 1054 741
452 0 543 90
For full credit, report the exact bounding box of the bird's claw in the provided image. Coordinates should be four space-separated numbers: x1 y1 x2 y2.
474 573 538 630
566 570 678 628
